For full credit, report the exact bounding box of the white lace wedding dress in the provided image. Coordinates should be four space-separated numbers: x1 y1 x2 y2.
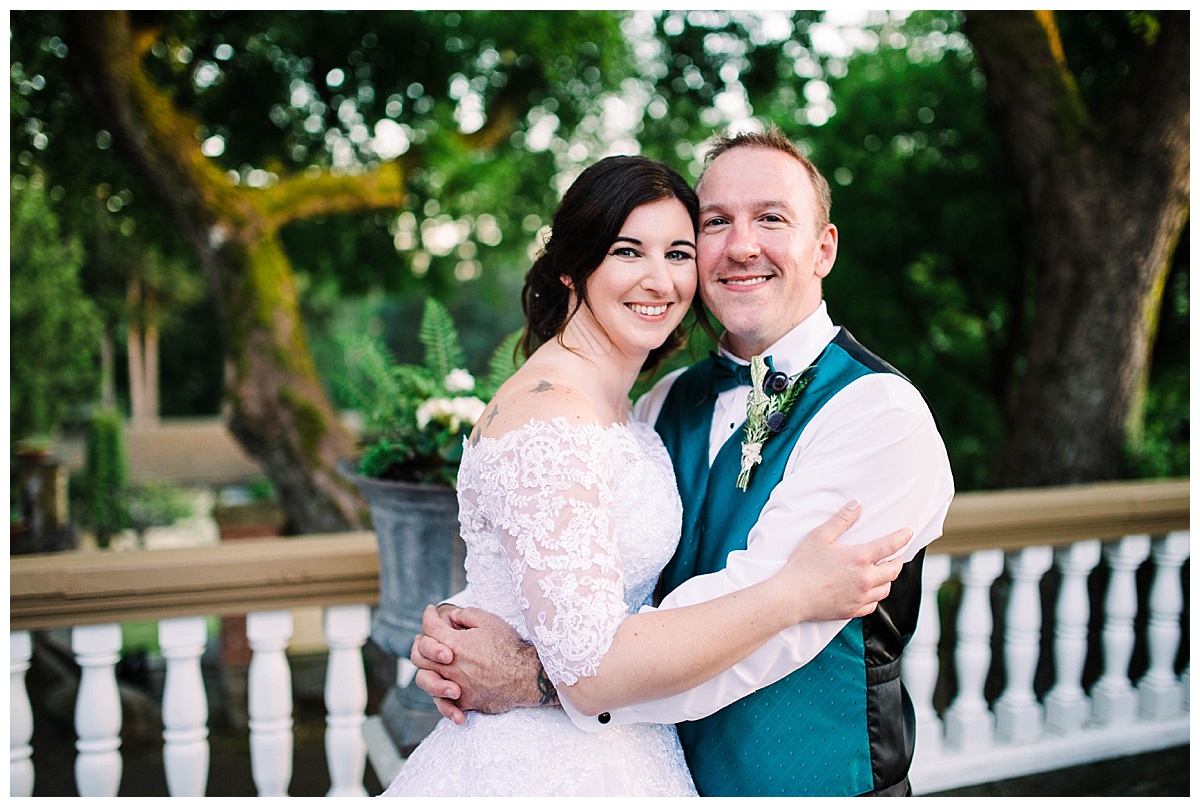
382 417 697 796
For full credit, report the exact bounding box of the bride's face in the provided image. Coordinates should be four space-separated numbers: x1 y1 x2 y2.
567 198 697 358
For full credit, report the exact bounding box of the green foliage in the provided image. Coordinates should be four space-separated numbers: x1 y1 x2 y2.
75 417 194 545
245 475 278 502
417 298 467 383
1121 367 1189 478
339 299 522 486
10 178 102 439
815 17 1022 490
77 409 131 547
482 329 524 397
127 483 194 531
10 10 1189 493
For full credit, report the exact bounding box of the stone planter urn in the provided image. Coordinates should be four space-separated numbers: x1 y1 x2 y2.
337 459 466 753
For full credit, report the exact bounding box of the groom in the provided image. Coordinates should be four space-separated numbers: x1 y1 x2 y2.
412 128 954 797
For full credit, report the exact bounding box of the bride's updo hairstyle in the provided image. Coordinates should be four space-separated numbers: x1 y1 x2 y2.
520 155 699 373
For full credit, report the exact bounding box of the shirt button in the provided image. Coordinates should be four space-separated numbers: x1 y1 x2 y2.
598 712 611 724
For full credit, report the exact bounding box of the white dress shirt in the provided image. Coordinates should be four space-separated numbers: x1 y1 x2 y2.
559 302 955 731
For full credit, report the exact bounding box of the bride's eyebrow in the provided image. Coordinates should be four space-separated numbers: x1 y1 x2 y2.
612 236 696 249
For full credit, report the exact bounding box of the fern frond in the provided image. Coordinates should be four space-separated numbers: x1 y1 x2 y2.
419 298 466 380
338 335 400 410
478 327 524 399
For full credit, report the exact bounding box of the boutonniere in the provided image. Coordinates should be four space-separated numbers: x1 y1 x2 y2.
736 356 815 491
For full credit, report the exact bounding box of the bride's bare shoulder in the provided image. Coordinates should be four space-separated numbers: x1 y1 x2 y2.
471 369 599 442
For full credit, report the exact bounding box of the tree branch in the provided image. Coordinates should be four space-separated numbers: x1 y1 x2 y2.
456 94 520 152
258 161 408 231
66 11 242 230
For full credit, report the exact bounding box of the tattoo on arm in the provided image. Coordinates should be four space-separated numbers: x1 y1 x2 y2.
532 380 554 394
471 403 500 446
536 667 560 708
470 403 499 446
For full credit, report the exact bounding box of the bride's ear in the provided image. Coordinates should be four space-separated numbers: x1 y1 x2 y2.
560 274 574 290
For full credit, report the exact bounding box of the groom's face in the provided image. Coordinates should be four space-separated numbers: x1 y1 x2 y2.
695 147 837 358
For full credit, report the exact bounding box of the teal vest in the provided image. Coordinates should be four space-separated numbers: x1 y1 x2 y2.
655 329 922 797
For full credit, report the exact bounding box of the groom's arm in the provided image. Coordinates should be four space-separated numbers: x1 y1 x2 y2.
578 374 952 731
411 604 557 724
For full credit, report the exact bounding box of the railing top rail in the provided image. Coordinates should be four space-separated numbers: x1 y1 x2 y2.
938 477 1188 556
10 531 380 630
9 478 1189 630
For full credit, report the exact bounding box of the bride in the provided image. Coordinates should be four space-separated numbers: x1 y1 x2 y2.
382 156 907 796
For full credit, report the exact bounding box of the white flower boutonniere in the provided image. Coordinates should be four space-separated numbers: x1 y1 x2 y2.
736 355 815 491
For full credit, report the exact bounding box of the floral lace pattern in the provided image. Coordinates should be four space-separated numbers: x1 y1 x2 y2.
383 416 695 796
456 417 682 686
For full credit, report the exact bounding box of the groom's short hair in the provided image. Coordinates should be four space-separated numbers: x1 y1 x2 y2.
699 126 832 232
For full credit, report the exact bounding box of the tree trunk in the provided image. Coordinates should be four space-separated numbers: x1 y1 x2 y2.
63 11 411 532
143 293 159 427
964 11 1189 486
126 278 148 428
99 322 117 411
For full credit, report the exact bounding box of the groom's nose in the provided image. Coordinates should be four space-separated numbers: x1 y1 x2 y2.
725 219 761 264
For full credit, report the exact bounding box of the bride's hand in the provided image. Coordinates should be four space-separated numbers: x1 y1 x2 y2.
777 500 911 624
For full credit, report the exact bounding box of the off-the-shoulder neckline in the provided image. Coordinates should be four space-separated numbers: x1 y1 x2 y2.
467 415 648 446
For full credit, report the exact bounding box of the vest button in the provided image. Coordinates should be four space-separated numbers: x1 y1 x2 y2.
598 712 611 724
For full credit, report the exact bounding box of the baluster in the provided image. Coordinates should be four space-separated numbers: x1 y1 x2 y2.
73 623 123 797
1138 532 1189 719
943 549 1004 752
1043 540 1102 734
11 631 34 797
994 546 1054 743
325 605 371 796
160 617 210 796
1091 535 1151 725
902 553 951 760
247 610 294 797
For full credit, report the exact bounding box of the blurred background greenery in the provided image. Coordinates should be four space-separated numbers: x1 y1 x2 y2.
9 10 1188 534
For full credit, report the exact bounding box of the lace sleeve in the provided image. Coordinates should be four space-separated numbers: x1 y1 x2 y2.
491 419 628 688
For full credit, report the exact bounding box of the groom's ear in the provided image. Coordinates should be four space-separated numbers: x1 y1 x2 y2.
813 224 838 279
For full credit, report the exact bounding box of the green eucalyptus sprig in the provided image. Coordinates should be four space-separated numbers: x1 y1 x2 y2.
736 356 815 491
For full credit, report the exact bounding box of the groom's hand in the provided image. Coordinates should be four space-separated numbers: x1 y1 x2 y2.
411 604 557 724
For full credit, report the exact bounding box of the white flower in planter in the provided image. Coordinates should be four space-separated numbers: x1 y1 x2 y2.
444 369 475 393
417 395 487 433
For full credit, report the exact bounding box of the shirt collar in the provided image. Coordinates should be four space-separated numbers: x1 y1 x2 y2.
715 302 838 378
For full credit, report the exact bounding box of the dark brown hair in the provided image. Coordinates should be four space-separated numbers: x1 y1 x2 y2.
520 155 699 373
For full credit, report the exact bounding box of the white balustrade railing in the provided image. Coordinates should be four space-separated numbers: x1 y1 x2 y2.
8 481 1190 797
324 605 372 797
9 603 374 797
72 623 124 797
907 530 1190 794
159 616 209 797
10 632 34 798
